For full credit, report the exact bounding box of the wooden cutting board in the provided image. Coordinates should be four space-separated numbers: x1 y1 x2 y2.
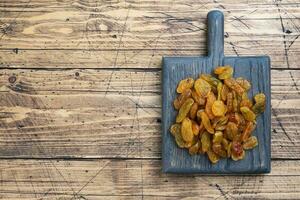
162 10 271 173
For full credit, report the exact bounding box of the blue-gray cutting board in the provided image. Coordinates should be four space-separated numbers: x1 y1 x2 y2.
162 10 271 174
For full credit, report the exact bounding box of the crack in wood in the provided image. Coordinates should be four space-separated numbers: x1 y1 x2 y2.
276 0 291 69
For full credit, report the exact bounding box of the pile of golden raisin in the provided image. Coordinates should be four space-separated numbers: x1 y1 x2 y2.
170 66 266 164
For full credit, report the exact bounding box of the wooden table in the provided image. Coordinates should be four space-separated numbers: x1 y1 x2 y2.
0 0 299 199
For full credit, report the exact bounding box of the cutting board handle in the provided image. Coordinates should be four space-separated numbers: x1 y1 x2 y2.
207 10 224 67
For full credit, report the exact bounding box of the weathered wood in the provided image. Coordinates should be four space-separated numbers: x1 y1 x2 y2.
0 69 299 159
0 0 299 197
0 49 295 69
0 0 299 68
0 159 299 199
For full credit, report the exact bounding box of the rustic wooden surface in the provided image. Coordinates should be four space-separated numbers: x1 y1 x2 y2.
0 0 299 199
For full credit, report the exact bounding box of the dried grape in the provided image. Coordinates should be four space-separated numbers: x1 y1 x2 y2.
177 78 194 93
243 136 258 150
224 78 245 95
227 142 232 158
252 93 266 114
191 89 205 105
194 78 211 98
236 77 251 91
189 141 201 155
221 84 229 101
254 93 266 103
232 91 239 112
170 124 185 148
228 112 246 129
191 120 200 136
212 100 227 117
176 98 194 123
240 98 253 109
217 82 223 100
241 121 256 142
215 124 227 131
226 92 233 113
213 131 223 144
212 116 228 129
181 118 194 142
170 124 181 136
214 66 233 80
205 91 216 119
212 143 227 158
231 149 245 161
200 74 220 87
207 149 220 164
201 131 211 152
174 89 192 110
170 65 266 164
231 141 245 161
222 138 229 151
198 122 205 136
240 93 253 109
189 102 198 120
225 122 238 141
184 142 193 148
200 111 214 134
198 140 204 154
240 106 256 122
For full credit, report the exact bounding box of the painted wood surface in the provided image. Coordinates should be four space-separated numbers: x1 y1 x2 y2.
0 0 299 198
162 11 270 173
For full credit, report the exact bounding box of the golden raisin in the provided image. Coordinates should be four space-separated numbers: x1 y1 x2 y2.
241 121 256 142
181 118 194 142
174 89 192 110
240 106 256 122
221 84 229 101
170 65 266 164
243 136 258 150
201 131 211 152
177 78 194 93
200 111 214 134
212 143 227 158
170 124 186 148
214 66 233 80
189 102 199 120
236 77 251 91
225 122 238 141
176 98 194 123
207 149 220 164
252 93 266 115
224 78 245 95
191 89 206 105
205 91 216 119
191 120 200 136
212 100 227 117
226 92 233 113
194 78 211 98
189 141 201 155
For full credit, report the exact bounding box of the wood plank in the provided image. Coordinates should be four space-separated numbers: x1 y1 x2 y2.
0 159 300 199
0 69 299 159
1 0 299 12
0 0 299 68
0 49 295 69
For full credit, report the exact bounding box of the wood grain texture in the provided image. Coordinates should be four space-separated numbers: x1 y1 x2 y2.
0 0 299 197
0 159 300 199
0 0 299 68
0 69 298 159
